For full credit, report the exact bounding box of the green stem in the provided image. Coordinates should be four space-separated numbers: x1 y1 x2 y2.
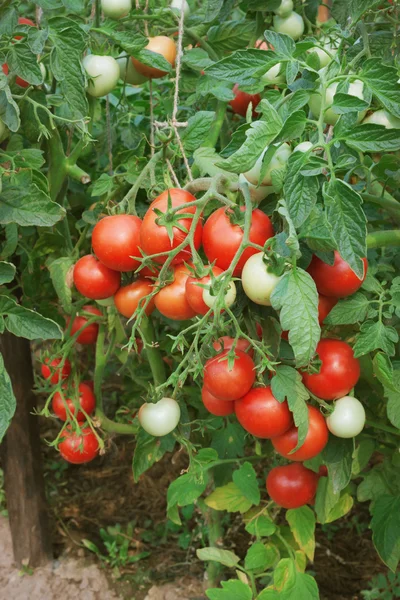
367 230 400 249
202 101 228 149
184 28 219 61
65 162 91 185
199 498 223 588
366 419 400 437
139 316 166 387
47 129 67 201
95 0 101 27
362 193 400 219
117 148 167 214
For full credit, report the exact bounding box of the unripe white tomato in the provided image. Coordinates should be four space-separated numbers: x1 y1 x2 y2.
203 280 237 310
326 396 366 438
362 109 400 129
241 253 282 306
239 174 274 202
273 0 293 17
309 78 367 125
273 12 304 41
138 397 181 437
307 37 338 69
83 54 120 97
294 141 313 152
243 143 292 187
171 0 190 17
261 63 285 86
116 53 148 85
101 0 132 19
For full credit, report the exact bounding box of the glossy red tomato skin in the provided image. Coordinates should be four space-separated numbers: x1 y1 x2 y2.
67 305 102 345
92 215 142 272
185 266 223 315
212 336 254 357
204 349 256 402
302 339 361 401
266 463 319 509
52 383 96 421
202 207 273 276
140 189 202 265
73 255 121 300
58 426 99 464
114 279 155 318
2 18 36 86
41 358 71 384
202 386 234 416
307 251 368 298
272 405 329 461
235 386 293 438
155 264 196 320
229 84 261 117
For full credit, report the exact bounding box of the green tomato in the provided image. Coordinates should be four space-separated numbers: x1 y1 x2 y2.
203 279 237 310
273 0 293 17
116 53 148 85
261 63 285 86
241 253 282 306
239 174 274 203
307 37 338 69
274 12 304 41
170 0 190 17
326 396 365 438
309 78 367 125
293 141 313 152
243 143 292 186
101 0 132 19
83 54 120 97
362 109 400 129
138 397 181 437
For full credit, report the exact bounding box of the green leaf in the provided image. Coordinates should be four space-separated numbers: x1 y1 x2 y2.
286 506 315 561
361 59 400 119
299 206 336 252
0 180 65 227
233 462 260 506
245 513 276 537
47 257 74 313
275 111 306 144
7 43 43 86
324 292 370 325
271 558 319 599
182 111 216 153
371 495 400 572
205 49 275 86
324 179 367 279
132 429 175 482
193 147 238 183
167 473 208 524
206 579 252 600
205 482 253 513
197 547 240 568
271 366 310 449
284 152 319 227
0 353 16 443
325 493 354 523
208 20 255 51
323 437 354 494
0 261 16 285
352 439 376 475
314 476 339 524
133 48 172 74
271 269 320 368
0 295 62 341
374 353 396 392
357 464 400 503
245 542 271 572
331 92 369 114
385 370 400 428
264 31 296 58
204 0 224 22
354 320 399 358
336 124 400 152
182 48 214 71
211 421 246 459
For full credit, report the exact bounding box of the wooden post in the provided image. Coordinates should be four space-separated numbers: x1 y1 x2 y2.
0 332 52 567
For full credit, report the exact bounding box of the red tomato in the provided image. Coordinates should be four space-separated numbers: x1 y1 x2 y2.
229 84 261 117
41 358 71 385
212 336 254 357
302 339 360 401
83 380 95 391
73 255 121 300
139 264 160 279
2 18 36 87
272 405 329 461
58 425 99 464
185 266 223 315
67 305 102 345
92 215 142 272
201 386 234 416
266 463 319 509
114 279 155 318
140 189 202 265
52 383 96 421
155 264 196 320
235 386 293 438
203 349 256 402
202 207 273 276
307 251 368 298
281 294 337 339
318 465 328 477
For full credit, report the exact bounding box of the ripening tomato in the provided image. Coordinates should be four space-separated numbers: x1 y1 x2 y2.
155 264 196 320
273 0 293 17
185 266 224 315
73 255 121 300
242 252 282 306
2 17 36 87
132 36 176 79
274 12 304 40
272 405 329 461
58 426 99 464
67 306 102 345
202 386 234 416
52 383 96 421
202 207 274 276
326 396 366 438
235 386 293 438
83 54 120 97
266 463 319 509
308 251 368 298
212 336 254 357
203 278 236 311
302 339 361 401
318 465 328 477
114 279 155 318
92 215 142 272
140 189 202 265
229 84 261 117
41 357 71 385
204 349 256 402
138 397 181 436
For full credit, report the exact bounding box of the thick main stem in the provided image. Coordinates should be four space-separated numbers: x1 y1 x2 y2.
367 230 400 248
139 316 166 387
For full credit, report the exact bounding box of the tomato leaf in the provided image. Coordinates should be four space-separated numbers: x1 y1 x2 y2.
271 366 310 449
182 111 216 153
197 547 240 568
324 292 370 325
205 49 277 85
361 59 400 119
286 506 316 561
384 370 400 429
354 320 399 357
0 261 16 285
206 579 253 600
0 295 62 341
270 558 319 599
0 353 16 444
232 462 260 506
132 428 175 482
244 541 271 572
371 495 400 572
47 257 74 314
284 152 320 227
325 493 354 523
208 20 255 52
244 512 276 537
205 482 253 513
322 437 354 494
167 473 208 524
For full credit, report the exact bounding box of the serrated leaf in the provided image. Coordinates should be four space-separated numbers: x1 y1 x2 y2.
206 579 252 600
284 152 319 227
275 111 306 144
361 59 400 119
208 20 254 51
271 366 310 448
193 147 238 183
167 473 208 524
371 495 400 572
48 257 74 313
331 92 369 114
324 292 369 325
299 206 336 252
354 320 398 357
325 493 354 523
323 437 354 494
0 261 16 285
232 462 260 506
182 111 216 153
132 428 175 482
286 506 315 561
7 43 43 85
245 542 270 572
0 353 16 443
245 512 276 537
197 547 240 568
336 123 400 152
0 181 65 227
205 49 275 86
205 482 252 513
0 295 62 340
385 370 400 429
374 353 396 392
264 31 296 58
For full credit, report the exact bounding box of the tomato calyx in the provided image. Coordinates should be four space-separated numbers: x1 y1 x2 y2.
152 190 196 245
226 204 246 228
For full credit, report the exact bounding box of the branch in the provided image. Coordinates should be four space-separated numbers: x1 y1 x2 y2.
367 230 400 248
